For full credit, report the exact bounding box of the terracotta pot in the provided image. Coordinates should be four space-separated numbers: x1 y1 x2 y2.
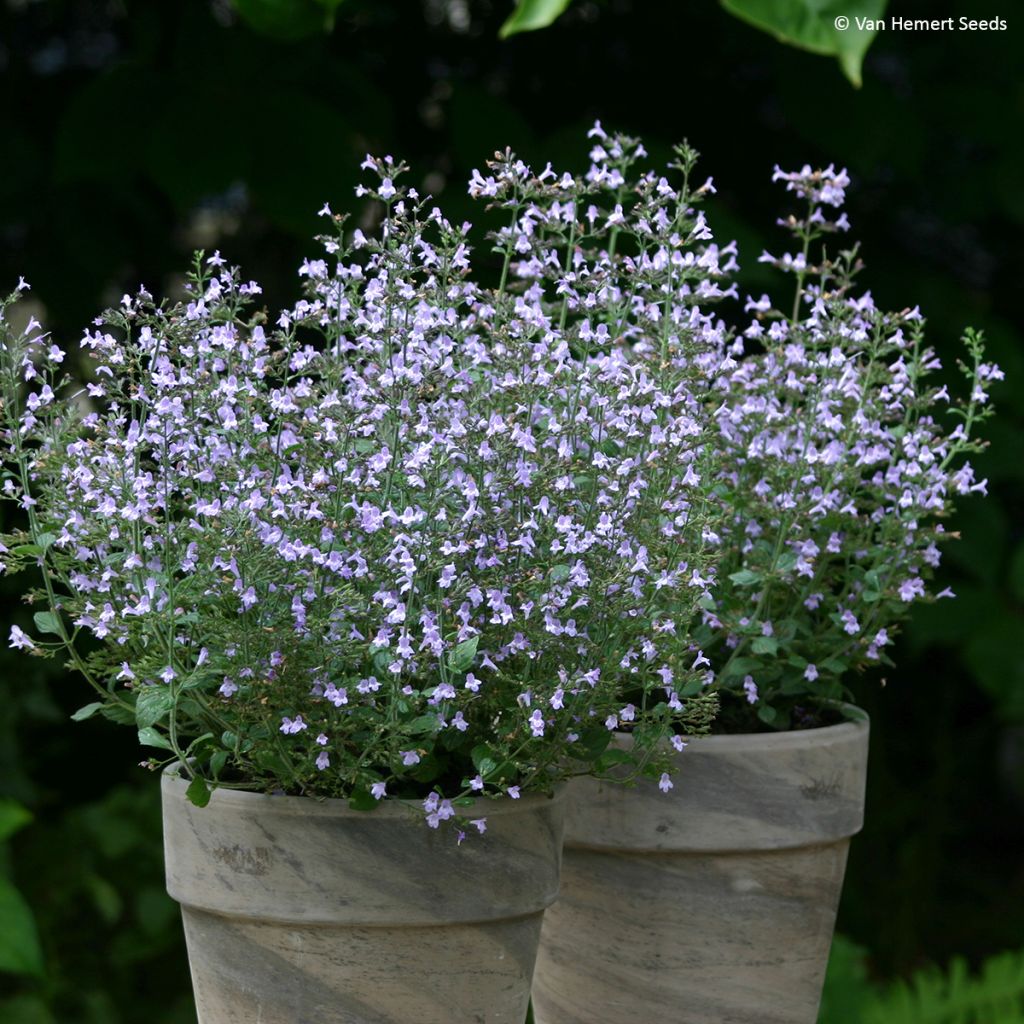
532 709 869 1024
161 771 564 1024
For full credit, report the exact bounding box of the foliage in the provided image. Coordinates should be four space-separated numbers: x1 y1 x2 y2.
820 935 1024 1023
719 0 886 86
498 0 887 83
0 799 44 979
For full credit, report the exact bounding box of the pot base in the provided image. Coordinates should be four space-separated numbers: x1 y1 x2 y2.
532 842 850 1024
182 907 541 1024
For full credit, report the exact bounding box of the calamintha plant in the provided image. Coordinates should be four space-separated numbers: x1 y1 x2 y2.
695 164 1000 727
0 129 725 824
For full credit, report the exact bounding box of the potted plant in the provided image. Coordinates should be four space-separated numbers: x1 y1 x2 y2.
0 144 720 1023
531 158 1001 1023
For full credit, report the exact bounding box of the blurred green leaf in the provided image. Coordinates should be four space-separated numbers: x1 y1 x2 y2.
500 0 573 38
0 800 32 842
0 995 55 1024
719 0 886 86
70 702 104 722
447 636 479 674
0 877 44 977
230 0 329 38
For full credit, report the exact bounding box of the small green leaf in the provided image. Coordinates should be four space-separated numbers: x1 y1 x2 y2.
347 788 377 812
10 544 42 556
34 533 57 551
548 564 571 583
70 702 104 722
751 635 779 656
595 748 633 772
185 776 211 808
407 713 442 736
447 636 479 674
453 796 476 807
137 727 173 751
135 686 175 729
756 703 779 726
471 744 500 778
821 657 849 675
0 877 44 977
728 569 762 586
500 0 573 39
32 611 61 636
775 550 798 573
210 751 229 777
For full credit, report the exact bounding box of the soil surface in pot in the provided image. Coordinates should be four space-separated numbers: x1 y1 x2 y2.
708 692 850 735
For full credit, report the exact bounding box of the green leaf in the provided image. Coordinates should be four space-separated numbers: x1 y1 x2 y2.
230 0 327 39
595 748 633 772
756 703 779 726
406 713 442 736
0 877 44 977
135 686 175 729
751 635 779 656
70 702 104 722
471 744 500 778
0 800 32 843
34 533 57 551
185 776 211 808
718 656 762 681
32 611 61 636
728 569 762 586
347 787 377 812
446 636 479 674
99 702 138 726
453 796 476 808
548 564 571 583
137 727 173 751
821 657 849 675
210 751 229 777
719 0 887 86
499 0 574 39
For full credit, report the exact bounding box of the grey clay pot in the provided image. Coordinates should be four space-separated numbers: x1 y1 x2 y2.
161 771 564 1024
532 710 869 1024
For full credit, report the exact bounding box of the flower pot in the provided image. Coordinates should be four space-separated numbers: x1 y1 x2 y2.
532 709 869 1024
161 771 564 1024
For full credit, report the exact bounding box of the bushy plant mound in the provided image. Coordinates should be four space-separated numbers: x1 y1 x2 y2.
0 128 998 820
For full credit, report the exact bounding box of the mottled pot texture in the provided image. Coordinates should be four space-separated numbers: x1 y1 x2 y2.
532 709 869 1024
161 771 564 1024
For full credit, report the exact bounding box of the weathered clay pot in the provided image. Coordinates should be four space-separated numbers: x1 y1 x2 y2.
161 771 564 1024
532 709 869 1024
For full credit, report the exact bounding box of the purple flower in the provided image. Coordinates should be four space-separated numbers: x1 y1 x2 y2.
8 625 35 650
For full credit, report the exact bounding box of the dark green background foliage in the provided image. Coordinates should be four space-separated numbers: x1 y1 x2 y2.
0 1 1021 1020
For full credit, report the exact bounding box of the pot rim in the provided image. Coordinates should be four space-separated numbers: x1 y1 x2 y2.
632 701 869 752
161 763 565 819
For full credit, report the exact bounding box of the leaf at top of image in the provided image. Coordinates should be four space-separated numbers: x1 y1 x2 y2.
719 0 887 86
500 0 574 38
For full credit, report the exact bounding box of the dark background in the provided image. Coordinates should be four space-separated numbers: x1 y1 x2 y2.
0 1 1021 1020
